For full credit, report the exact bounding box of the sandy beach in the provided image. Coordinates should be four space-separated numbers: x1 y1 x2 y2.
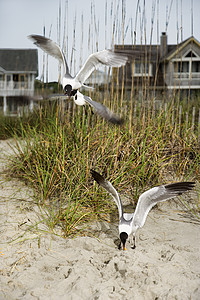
0 139 200 300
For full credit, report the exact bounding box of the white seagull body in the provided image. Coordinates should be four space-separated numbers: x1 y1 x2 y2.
91 170 195 250
28 35 128 124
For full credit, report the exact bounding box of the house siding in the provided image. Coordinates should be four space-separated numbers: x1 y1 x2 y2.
114 35 200 95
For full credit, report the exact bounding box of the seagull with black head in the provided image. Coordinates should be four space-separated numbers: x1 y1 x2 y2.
91 170 195 250
28 35 128 124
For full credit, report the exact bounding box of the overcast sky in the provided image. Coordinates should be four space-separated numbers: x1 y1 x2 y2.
1 0 200 82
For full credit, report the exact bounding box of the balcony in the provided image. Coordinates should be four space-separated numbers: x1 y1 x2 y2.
0 80 34 97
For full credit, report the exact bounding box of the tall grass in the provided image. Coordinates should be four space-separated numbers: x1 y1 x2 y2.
1 0 200 237
0 112 41 140
5 98 199 237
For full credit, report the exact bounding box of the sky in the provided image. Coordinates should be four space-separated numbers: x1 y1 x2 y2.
1 0 200 82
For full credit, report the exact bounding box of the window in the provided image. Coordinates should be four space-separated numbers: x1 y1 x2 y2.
0 74 4 89
192 61 200 72
134 62 151 76
135 62 141 74
6 75 11 88
19 74 28 88
185 51 197 58
20 74 25 88
177 61 189 73
13 74 19 89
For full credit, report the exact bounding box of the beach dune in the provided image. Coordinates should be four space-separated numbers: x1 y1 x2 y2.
0 139 200 300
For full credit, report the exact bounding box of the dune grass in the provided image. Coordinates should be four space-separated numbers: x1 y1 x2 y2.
4 97 199 237
1 1 200 238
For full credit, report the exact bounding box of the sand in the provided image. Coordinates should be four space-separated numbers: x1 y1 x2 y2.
0 139 200 300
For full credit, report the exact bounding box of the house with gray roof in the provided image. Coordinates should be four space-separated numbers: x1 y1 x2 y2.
114 33 200 99
0 49 38 116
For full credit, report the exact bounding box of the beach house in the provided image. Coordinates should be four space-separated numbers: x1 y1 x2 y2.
0 49 38 116
114 33 200 99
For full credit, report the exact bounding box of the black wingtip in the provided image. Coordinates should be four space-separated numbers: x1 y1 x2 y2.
110 117 124 125
91 169 105 185
27 34 34 41
165 181 195 193
90 169 97 177
28 34 49 43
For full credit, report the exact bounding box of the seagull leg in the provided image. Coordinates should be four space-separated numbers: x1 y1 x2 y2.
131 236 136 249
82 104 95 117
88 105 94 115
118 242 122 250
83 105 88 116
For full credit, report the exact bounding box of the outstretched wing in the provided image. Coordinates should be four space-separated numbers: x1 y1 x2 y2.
75 50 128 85
81 93 123 125
91 170 123 218
133 182 195 229
28 35 71 77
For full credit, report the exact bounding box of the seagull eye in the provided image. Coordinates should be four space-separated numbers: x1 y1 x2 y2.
64 84 72 92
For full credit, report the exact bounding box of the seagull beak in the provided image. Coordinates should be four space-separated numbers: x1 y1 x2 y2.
123 243 127 251
64 93 70 100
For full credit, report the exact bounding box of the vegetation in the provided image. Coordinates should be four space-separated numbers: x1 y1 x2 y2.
0 111 42 140
1 1 200 237
2 96 199 237
34 79 63 95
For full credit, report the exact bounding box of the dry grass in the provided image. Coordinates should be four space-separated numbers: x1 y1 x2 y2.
4 96 199 237
1 1 200 236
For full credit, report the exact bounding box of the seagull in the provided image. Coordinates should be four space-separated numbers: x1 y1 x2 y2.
91 170 195 250
28 35 128 124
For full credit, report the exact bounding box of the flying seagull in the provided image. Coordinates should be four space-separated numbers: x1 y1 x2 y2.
28 35 128 124
91 170 195 250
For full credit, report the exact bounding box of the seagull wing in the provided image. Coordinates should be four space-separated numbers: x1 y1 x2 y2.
133 182 195 229
80 93 123 125
91 170 123 218
75 50 128 85
28 35 71 77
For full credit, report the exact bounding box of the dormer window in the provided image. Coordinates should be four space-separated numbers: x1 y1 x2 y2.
173 49 200 76
185 51 197 58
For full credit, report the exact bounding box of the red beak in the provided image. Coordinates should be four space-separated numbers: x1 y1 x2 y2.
123 244 127 251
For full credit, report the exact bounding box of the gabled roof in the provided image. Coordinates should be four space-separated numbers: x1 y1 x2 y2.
114 36 200 63
0 49 38 73
164 36 200 61
114 44 159 62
